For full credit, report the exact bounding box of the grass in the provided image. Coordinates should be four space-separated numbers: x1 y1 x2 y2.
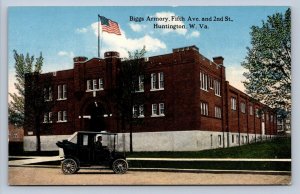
126 137 291 159
127 137 291 171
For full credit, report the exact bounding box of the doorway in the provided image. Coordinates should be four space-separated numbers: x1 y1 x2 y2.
83 102 106 132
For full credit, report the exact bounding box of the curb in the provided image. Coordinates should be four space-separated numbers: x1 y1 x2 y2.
129 167 291 175
9 164 291 175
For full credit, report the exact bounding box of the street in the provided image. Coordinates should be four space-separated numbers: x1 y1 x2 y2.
9 166 291 185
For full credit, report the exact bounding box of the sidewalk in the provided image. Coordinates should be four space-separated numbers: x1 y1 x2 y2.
9 156 63 166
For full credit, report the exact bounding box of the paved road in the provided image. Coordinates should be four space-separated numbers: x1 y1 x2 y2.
8 166 291 185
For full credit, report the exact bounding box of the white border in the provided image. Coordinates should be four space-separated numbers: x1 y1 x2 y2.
1 0 299 194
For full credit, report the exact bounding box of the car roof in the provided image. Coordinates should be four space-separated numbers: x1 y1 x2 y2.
77 131 117 135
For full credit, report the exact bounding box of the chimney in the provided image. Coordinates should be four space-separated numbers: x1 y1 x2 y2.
213 56 224 65
73 56 88 63
104 51 120 59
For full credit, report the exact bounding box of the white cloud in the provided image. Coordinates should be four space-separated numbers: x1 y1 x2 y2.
75 27 88 34
58 51 75 59
226 65 246 92
187 31 200 38
91 22 166 57
129 23 147 32
154 12 187 36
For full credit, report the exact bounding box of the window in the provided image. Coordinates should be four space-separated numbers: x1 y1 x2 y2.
58 85 62 99
43 112 52 123
158 72 164 89
271 115 273 122
57 111 67 122
99 78 104 90
57 84 67 100
151 73 157 90
63 84 67 99
87 79 104 91
215 106 221 118
63 111 67 121
256 108 260 118
44 87 52 101
152 104 158 116
132 105 144 118
132 106 138 118
240 102 246 113
151 72 164 90
200 102 208 116
249 105 253 115
139 105 144 117
218 135 222 146
138 75 144 91
93 79 97 90
200 72 208 91
209 77 214 89
159 103 165 115
232 134 235 143
87 80 92 91
214 80 221 96
231 97 236 110
83 135 88 146
151 103 165 117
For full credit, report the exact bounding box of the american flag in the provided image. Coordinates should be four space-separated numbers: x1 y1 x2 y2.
99 16 121 35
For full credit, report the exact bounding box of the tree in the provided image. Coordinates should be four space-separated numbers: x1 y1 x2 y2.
9 50 43 126
25 72 54 153
242 8 291 117
115 47 146 153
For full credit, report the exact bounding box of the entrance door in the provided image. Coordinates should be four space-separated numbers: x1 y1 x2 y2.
83 103 106 132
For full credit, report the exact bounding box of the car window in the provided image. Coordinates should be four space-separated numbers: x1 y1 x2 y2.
69 135 77 143
83 135 88 146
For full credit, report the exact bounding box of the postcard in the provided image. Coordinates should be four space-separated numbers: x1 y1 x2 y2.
8 6 291 185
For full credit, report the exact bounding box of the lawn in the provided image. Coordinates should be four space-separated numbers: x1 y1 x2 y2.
126 137 291 159
127 137 291 171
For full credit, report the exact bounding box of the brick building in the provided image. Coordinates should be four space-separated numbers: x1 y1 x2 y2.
24 45 277 151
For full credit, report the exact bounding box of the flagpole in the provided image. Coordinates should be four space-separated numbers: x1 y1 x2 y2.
98 15 101 58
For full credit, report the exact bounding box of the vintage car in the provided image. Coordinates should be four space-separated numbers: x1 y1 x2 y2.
56 131 128 174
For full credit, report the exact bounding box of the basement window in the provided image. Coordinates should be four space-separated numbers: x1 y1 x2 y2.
218 135 222 146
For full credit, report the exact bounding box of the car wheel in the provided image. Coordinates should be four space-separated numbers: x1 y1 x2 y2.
112 159 128 174
61 158 78 175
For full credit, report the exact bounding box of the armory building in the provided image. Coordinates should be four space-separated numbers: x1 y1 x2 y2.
24 45 277 151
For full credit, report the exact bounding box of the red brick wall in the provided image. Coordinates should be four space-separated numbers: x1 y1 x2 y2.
24 46 277 137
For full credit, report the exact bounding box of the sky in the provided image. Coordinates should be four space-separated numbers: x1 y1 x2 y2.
8 6 289 99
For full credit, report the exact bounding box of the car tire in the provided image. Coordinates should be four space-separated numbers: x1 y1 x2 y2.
112 159 128 174
61 158 78 175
